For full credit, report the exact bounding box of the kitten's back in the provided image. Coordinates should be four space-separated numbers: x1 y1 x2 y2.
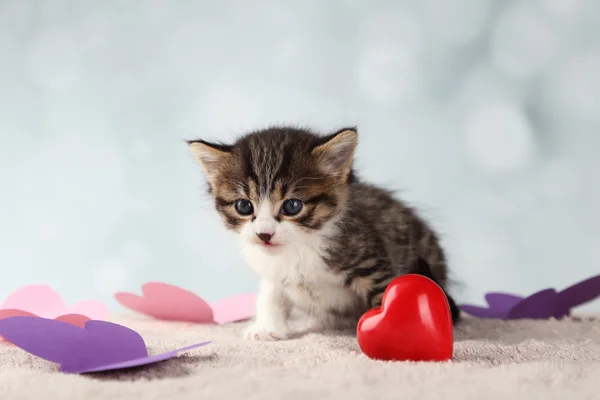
323 178 451 314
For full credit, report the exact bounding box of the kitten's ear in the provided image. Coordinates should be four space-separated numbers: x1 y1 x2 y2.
312 128 358 182
187 140 232 184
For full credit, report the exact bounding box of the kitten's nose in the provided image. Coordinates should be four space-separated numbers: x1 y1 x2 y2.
257 233 273 243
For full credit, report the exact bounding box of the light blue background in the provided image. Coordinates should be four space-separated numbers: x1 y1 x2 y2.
1 0 599 313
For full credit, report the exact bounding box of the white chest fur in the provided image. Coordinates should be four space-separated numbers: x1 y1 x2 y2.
239 227 358 317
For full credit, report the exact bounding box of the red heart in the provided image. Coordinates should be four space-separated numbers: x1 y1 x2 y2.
356 274 454 362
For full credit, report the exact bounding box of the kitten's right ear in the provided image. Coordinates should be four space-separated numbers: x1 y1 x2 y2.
187 140 232 184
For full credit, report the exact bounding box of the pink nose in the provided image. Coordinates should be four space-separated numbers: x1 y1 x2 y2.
257 233 273 243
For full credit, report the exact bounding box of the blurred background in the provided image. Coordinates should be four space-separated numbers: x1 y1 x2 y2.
0 0 599 313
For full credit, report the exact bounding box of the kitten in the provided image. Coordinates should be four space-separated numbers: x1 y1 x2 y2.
188 126 460 341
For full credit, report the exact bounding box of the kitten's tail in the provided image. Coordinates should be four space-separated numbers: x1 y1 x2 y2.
411 258 461 324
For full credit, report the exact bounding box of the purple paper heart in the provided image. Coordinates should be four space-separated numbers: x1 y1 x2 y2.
507 288 557 319
458 304 508 319
459 293 523 319
485 293 523 313
460 274 600 320
460 289 559 320
0 316 210 374
554 274 600 318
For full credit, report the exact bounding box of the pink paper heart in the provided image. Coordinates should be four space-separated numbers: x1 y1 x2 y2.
115 282 215 323
1 285 65 316
54 313 92 327
212 293 256 324
0 284 108 321
63 300 110 320
0 309 91 327
115 283 256 324
0 309 38 319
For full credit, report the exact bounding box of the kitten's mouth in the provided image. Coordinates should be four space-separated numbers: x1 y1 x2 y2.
259 241 281 248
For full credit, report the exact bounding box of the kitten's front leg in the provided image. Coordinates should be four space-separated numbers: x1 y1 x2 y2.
244 279 292 341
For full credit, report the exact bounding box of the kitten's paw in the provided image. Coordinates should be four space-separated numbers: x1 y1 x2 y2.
243 322 291 341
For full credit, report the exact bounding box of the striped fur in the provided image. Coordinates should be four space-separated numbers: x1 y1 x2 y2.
188 126 459 340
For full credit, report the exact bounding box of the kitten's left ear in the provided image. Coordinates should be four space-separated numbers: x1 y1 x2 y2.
312 128 358 182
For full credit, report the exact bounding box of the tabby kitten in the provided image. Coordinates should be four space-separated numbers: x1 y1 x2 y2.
188 126 460 341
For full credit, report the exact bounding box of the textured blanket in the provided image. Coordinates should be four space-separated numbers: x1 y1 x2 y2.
0 315 598 399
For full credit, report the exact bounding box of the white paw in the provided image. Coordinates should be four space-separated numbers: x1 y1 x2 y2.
243 322 291 341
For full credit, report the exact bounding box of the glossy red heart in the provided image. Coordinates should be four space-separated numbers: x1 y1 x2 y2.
356 274 454 362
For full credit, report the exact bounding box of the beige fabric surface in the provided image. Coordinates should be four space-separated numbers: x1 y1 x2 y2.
0 314 599 400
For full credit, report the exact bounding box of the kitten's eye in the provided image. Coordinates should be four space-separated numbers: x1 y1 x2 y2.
235 199 254 216
282 199 303 216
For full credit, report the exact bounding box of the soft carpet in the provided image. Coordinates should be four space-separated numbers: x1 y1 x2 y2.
0 314 598 400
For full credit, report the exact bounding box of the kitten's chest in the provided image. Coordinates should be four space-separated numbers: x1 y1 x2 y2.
241 238 359 312
284 279 358 315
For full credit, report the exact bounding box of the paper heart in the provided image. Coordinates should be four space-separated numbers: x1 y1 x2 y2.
0 309 90 327
115 282 256 324
0 316 210 373
554 274 600 317
507 288 557 319
115 282 214 323
459 274 600 320
0 285 108 339
357 274 454 362
1 284 107 320
211 293 257 325
485 293 523 312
